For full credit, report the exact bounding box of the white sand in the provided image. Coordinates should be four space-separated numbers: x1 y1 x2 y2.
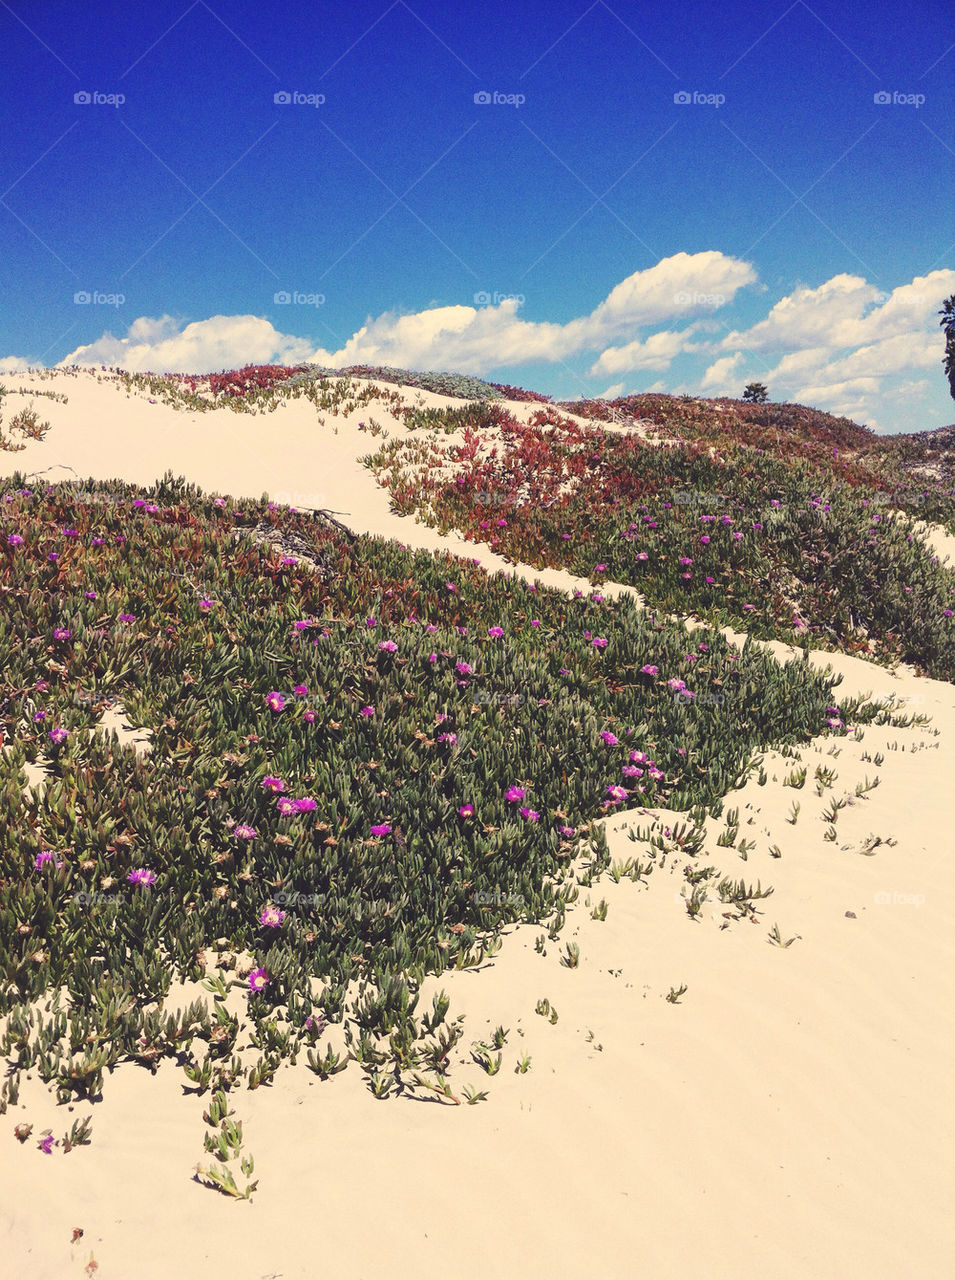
1 369 953 1279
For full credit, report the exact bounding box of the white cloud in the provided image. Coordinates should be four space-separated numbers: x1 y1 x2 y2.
60 314 314 373
57 252 756 377
699 352 745 394
589 330 692 378
0 356 31 374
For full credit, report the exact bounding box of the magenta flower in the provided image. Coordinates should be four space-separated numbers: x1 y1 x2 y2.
33 711 46 723
234 824 257 840
293 685 308 697
458 804 475 818
630 750 647 763
488 626 504 638
7 533 24 545
292 620 314 631
259 905 286 927
48 728 68 746
303 709 316 723
214 498 227 508
118 613 136 623
622 765 643 777
53 628 71 641
679 557 693 566
366 616 377 627
359 706 375 716
699 535 710 544
378 640 397 653
445 582 457 592
944 609 954 618
606 785 628 802
34 850 62 871
39 1135 56 1154
127 868 157 887
519 807 539 821
640 664 658 676
293 797 318 813
600 731 619 745
266 691 286 713
437 732 457 745
248 967 269 992
48 552 59 562
428 653 438 663
261 776 286 793
199 599 213 611
35 679 49 691
84 591 97 600
636 552 648 561
370 823 392 837
530 619 541 627
277 798 297 816
560 826 576 839
280 557 298 566
592 637 608 648
648 767 665 781
455 661 472 675
505 786 525 802
91 537 105 546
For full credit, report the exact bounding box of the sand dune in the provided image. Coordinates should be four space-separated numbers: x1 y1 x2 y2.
1 369 952 1279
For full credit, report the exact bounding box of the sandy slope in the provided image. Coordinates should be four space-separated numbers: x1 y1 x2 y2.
1 370 953 1280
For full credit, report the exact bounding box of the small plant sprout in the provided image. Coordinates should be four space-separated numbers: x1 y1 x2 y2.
514 1052 532 1074
584 1029 603 1051
535 998 558 1023
683 886 707 920
462 1084 489 1105
491 1025 509 1050
768 924 799 947
786 801 801 825
471 1043 503 1075
666 984 687 1004
590 898 608 921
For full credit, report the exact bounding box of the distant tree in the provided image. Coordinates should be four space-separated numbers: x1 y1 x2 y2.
742 382 769 403
940 295 955 401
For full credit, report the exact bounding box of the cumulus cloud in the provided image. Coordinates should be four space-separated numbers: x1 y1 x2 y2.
699 352 745 394
57 252 755 377
589 330 695 378
60 314 314 373
0 356 31 373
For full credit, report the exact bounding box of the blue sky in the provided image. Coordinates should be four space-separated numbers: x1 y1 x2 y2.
0 0 952 432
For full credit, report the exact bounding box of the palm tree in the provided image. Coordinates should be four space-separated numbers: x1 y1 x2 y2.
940 295 955 401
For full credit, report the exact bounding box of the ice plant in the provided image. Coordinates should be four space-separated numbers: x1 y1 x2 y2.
248 968 269 992
261 776 286 793
48 728 68 746
505 786 525 802
378 640 397 652
127 868 157 888
233 824 257 840
458 804 475 817
34 850 62 871
370 823 392 836
266 691 286 713
259 905 286 927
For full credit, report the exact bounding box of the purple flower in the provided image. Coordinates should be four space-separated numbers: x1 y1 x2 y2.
458 804 475 818
455 661 472 675
248 967 269 992
261 776 286 793
84 591 97 600
365 616 377 627
445 582 457 592
293 797 318 813
370 823 392 837
48 728 68 746
600 731 619 745
234 824 257 840
592 637 608 648
199 599 213 611
33 711 47 723
606 785 628 802
53 628 71 641
530 619 541 627
259 905 286 927
559 826 576 839
359 705 375 716
428 653 437 663
519 807 539 821
7 533 24 545
437 732 457 745
34 850 62 871
127 868 157 887
505 786 525 802
293 684 308 696
594 563 607 572
276 798 297 816
39 1135 56 1154
488 626 504 638
640 664 658 676
266 691 286 713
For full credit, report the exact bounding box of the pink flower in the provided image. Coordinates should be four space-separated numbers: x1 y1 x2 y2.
640 665 658 676
428 653 438 663
127 868 157 887
266 691 286 713
636 552 648 561
7 533 24 545
600 731 619 745
559 826 576 839
592 637 608 648
277 798 297 816
248 967 269 992
437 732 457 745
455 661 472 675
445 582 457 592
370 823 392 837
530 619 541 627
118 613 136 623
303 709 316 723
234 824 257 840
293 685 308 696
48 728 68 746
293 797 318 813
34 850 62 870
519 807 539 821
199 599 213 610
259 905 286 927
699 535 710 544
594 563 607 572
366 616 377 627
458 804 475 818
261 776 286 793
505 786 525 802
606 785 628 802
53 628 71 641
378 640 397 652
487 626 504 638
